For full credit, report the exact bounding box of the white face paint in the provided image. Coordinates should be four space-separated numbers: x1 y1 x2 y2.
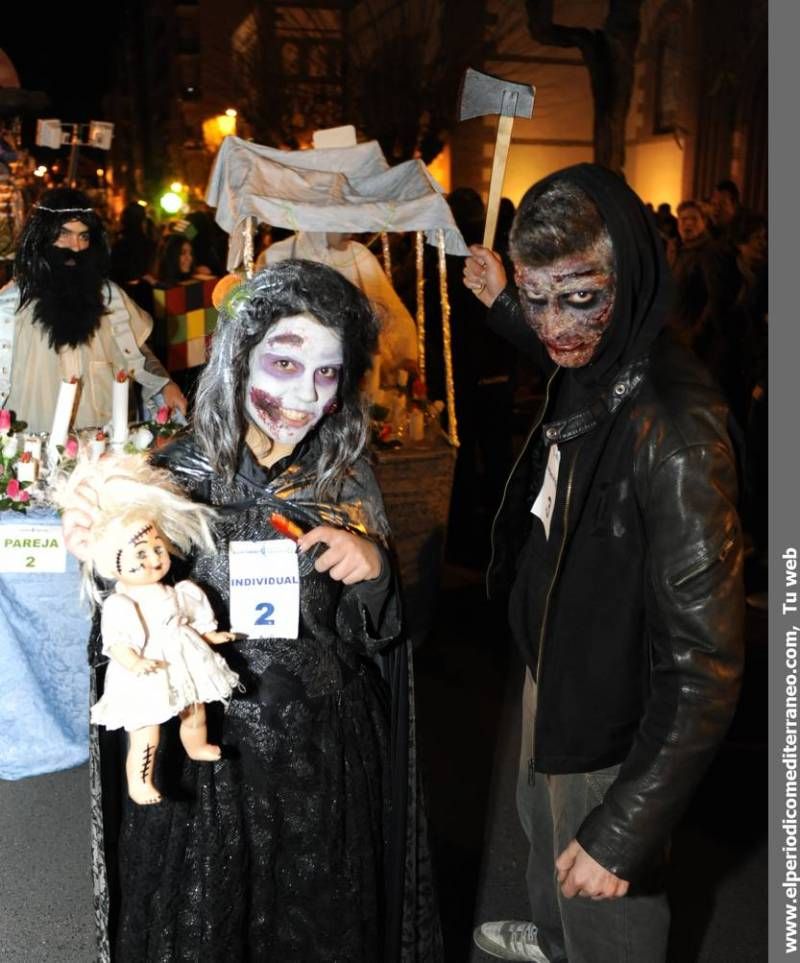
245 313 344 446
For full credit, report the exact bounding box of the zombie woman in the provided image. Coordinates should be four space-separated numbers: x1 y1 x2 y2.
63 259 442 962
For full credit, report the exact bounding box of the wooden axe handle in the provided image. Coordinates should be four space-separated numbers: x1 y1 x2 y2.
483 114 514 250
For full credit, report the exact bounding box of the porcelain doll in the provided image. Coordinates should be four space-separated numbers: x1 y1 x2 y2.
54 454 238 804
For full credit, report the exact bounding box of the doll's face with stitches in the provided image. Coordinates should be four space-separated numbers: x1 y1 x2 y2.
114 520 171 586
245 313 343 446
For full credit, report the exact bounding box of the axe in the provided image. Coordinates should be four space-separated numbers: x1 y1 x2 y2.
457 68 536 249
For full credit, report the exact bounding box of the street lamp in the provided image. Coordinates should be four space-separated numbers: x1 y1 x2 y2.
35 119 114 187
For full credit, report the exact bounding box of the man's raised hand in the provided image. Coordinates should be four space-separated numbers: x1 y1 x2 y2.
463 244 507 307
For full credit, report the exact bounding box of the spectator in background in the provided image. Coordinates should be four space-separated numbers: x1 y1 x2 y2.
495 197 517 262
671 199 747 423
185 208 228 277
736 214 768 329
655 202 678 241
110 202 158 314
156 234 213 287
709 180 750 248
111 203 156 287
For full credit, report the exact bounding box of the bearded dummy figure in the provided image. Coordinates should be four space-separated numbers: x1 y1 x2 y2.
0 188 186 433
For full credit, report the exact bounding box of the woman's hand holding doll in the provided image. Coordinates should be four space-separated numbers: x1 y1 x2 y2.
61 477 102 562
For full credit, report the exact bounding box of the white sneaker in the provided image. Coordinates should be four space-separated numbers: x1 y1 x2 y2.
473 920 551 961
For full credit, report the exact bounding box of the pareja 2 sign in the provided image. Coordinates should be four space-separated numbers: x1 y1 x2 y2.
0 524 67 573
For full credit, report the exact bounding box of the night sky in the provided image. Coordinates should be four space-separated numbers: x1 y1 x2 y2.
2 9 122 122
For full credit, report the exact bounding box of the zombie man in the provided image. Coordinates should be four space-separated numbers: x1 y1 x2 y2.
0 187 186 432
463 165 743 963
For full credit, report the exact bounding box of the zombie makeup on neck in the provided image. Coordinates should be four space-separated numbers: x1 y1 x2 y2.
514 238 616 368
245 313 343 447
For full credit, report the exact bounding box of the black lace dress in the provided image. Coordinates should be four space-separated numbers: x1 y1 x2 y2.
88 434 442 962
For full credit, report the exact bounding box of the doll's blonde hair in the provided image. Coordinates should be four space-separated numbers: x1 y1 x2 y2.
52 453 218 604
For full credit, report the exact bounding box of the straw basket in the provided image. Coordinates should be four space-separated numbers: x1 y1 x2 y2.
372 438 457 646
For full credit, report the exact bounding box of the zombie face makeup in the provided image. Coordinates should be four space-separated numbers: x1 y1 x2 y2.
245 313 344 446
514 240 616 368
115 522 171 586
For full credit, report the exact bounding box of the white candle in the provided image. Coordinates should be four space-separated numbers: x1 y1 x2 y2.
88 437 107 460
111 374 130 446
23 436 42 460
48 380 78 457
15 457 38 483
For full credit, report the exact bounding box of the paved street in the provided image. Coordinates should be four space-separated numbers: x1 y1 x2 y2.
0 562 767 962
415 564 768 963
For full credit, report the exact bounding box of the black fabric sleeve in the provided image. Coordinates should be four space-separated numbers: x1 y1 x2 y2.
350 547 393 629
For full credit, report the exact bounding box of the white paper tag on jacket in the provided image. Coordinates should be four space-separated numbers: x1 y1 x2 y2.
531 443 560 539
228 540 300 639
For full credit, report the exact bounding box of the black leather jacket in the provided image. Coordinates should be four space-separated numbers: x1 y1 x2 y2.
487 288 744 882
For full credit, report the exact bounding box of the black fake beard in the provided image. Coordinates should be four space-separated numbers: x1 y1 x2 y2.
32 247 107 349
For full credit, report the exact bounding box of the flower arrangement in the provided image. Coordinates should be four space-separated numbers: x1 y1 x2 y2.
54 435 80 475
0 409 31 512
0 401 186 514
127 406 183 453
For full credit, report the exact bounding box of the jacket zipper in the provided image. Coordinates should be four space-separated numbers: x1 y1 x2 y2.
486 367 560 600
528 439 582 786
669 532 736 588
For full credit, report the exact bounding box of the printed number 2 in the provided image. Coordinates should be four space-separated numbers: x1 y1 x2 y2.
255 602 275 626
25 556 35 569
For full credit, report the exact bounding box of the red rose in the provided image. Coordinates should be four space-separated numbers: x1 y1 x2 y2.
17 490 29 503
6 478 20 499
156 406 170 425
65 437 79 458
0 409 11 431
19 451 32 463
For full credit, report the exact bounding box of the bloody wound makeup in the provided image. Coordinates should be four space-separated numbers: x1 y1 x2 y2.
514 241 616 368
244 314 344 445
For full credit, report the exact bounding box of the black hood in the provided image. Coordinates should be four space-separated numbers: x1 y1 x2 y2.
525 163 673 389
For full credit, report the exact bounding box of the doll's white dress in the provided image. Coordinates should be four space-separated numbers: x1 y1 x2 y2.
91 580 239 731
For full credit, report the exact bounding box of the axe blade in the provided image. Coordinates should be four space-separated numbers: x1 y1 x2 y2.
457 67 535 122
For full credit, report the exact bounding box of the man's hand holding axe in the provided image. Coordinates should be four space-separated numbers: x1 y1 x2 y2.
458 67 535 306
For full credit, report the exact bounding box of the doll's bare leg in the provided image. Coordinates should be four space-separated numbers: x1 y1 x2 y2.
126 726 162 804
179 703 221 761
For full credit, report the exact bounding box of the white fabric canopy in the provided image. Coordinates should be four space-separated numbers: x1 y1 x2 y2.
205 136 469 270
